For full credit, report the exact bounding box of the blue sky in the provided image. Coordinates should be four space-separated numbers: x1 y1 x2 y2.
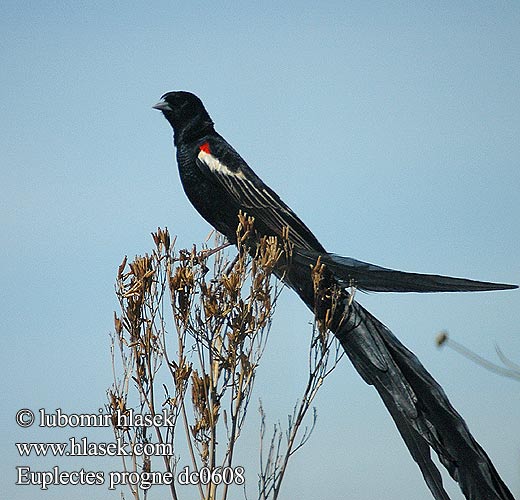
2 1 519 499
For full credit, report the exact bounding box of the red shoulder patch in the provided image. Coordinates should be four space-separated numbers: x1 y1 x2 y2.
199 142 211 154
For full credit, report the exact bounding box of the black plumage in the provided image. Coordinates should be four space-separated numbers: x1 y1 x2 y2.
154 91 516 500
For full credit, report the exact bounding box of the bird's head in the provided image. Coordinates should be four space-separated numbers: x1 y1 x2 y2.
153 91 214 145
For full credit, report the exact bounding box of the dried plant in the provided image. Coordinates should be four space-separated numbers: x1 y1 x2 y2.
436 331 520 381
258 259 344 500
108 215 345 500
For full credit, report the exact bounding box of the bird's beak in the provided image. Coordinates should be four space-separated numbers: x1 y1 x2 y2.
152 100 172 112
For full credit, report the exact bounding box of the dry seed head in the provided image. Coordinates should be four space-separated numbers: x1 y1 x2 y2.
222 272 242 296
203 293 220 319
236 212 255 244
129 255 153 279
173 358 192 391
170 265 195 290
117 256 128 279
240 352 252 374
436 331 449 347
152 227 171 252
256 236 284 270
113 313 122 335
191 370 210 413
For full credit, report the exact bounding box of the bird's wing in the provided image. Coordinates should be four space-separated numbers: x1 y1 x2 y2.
196 140 518 293
195 141 325 252
293 250 518 292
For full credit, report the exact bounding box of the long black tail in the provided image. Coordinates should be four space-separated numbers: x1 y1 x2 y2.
336 300 514 500
279 253 515 500
294 250 518 293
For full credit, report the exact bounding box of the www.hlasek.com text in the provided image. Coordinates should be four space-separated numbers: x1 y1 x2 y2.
16 436 173 457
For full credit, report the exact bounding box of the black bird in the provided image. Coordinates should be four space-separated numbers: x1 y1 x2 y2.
154 91 516 500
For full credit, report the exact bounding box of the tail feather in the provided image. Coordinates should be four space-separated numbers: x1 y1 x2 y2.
336 300 515 500
279 249 515 499
336 302 451 499
294 250 518 293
